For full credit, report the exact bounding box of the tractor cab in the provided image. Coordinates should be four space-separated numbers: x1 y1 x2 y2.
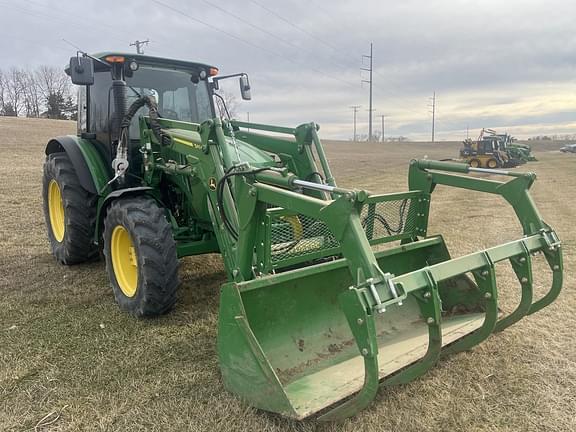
67 53 218 164
66 52 250 165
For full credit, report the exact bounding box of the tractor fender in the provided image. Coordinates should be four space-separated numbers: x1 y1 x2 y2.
95 187 155 243
45 135 110 195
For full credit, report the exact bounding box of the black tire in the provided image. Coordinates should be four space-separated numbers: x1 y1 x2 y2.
103 197 179 317
487 158 499 169
42 152 98 264
469 158 481 168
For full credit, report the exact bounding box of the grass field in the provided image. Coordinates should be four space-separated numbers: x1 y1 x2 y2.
0 116 574 431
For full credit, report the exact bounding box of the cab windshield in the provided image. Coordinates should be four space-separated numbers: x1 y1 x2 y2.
126 65 213 125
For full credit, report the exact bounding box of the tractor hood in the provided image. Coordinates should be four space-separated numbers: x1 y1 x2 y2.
166 127 276 168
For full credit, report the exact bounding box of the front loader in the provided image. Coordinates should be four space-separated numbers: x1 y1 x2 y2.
42 52 563 420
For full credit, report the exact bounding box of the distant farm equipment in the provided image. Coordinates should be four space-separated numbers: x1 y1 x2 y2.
460 129 536 168
484 130 537 163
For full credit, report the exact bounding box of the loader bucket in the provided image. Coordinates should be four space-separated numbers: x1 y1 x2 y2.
217 159 562 421
218 236 498 419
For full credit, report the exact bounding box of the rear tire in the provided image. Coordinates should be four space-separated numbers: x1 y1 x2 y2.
103 197 179 317
42 152 98 264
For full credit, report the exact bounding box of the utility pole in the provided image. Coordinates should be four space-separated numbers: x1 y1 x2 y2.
430 91 436 143
350 105 361 141
466 124 469 139
361 43 373 141
379 114 387 142
247 112 250 132
130 39 149 54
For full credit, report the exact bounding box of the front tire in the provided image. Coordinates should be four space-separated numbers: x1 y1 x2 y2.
103 197 179 317
42 152 98 264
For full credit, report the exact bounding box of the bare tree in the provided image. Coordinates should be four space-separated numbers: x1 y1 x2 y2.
36 65 71 119
0 65 76 119
21 68 41 118
214 90 239 119
0 69 5 114
2 67 26 116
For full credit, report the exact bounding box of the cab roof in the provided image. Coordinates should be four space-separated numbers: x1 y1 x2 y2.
91 52 217 73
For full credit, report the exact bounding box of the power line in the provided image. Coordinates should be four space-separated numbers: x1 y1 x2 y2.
0 1 129 45
201 0 360 82
246 1 440 127
309 0 365 40
202 0 306 53
247 1 431 120
245 2 435 126
249 0 342 53
152 0 359 89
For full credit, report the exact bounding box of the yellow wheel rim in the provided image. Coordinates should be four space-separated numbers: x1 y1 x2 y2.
48 180 65 242
111 225 138 297
281 215 303 241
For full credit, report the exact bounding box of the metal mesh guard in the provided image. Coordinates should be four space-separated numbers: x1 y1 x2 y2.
268 197 418 266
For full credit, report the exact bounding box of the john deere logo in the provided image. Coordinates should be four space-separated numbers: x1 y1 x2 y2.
208 177 217 191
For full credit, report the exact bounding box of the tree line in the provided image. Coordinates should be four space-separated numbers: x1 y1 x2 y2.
0 65 76 120
528 134 576 141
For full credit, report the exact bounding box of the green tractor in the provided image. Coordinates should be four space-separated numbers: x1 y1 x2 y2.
484 129 538 163
43 52 563 420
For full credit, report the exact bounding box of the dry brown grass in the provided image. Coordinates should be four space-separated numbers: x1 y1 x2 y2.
0 116 574 431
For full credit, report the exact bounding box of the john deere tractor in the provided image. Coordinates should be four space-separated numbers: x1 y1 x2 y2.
485 130 537 162
43 52 563 420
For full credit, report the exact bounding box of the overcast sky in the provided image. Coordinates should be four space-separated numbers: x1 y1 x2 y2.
1 0 575 140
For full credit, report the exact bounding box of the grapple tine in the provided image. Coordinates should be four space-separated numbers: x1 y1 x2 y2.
317 288 379 422
528 246 563 315
384 270 442 387
495 242 533 332
441 256 499 356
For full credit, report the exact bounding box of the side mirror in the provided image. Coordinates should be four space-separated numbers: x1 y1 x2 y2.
69 56 94 85
239 74 251 101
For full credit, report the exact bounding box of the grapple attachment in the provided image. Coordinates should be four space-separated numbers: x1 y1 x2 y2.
216 149 562 420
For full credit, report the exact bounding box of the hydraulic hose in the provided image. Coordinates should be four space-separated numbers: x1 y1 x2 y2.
111 80 127 142
120 95 162 142
112 95 163 183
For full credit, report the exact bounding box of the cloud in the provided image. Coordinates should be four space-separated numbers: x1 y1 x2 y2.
0 0 574 140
